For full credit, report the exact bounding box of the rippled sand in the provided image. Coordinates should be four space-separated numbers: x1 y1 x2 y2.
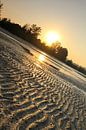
0 32 86 130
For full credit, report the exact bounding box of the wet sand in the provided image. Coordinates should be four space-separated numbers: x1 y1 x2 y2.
0 31 86 130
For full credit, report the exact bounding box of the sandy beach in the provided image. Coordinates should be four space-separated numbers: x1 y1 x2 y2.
0 30 86 130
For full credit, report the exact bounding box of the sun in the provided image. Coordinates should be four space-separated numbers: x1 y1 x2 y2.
45 31 60 46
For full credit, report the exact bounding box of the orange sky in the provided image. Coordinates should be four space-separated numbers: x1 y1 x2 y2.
2 0 86 67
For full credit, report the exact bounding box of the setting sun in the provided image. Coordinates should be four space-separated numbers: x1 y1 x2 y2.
45 31 60 46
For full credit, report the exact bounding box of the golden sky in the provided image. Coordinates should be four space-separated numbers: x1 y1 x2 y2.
2 0 86 67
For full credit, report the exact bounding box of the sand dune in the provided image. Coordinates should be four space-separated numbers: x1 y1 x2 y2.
0 32 86 130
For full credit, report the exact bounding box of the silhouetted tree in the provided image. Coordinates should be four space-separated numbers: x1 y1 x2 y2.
0 18 86 75
66 60 73 66
56 47 68 62
29 24 41 38
22 24 29 32
52 41 61 52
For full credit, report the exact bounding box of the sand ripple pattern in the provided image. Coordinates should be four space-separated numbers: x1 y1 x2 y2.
0 34 86 130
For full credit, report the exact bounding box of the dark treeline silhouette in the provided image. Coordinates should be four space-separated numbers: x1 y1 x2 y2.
0 18 86 75
66 60 86 76
0 18 68 62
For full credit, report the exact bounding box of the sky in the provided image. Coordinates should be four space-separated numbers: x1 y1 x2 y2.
2 0 86 67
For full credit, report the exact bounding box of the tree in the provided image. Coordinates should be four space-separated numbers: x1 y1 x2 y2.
56 47 68 62
52 41 61 53
22 24 29 32
0 1 3 20
29 24 41 38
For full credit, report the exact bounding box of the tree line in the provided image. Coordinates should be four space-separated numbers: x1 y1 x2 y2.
0 18 86 76
0 18 68 61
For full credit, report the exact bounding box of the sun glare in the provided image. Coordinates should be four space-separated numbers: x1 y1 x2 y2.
45 31 60 46
38 54 45 62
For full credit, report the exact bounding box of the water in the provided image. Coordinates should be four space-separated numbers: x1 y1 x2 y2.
28 45 86 93
0 29 86 93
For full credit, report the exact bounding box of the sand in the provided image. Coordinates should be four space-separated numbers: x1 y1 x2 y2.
0 30 86 130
